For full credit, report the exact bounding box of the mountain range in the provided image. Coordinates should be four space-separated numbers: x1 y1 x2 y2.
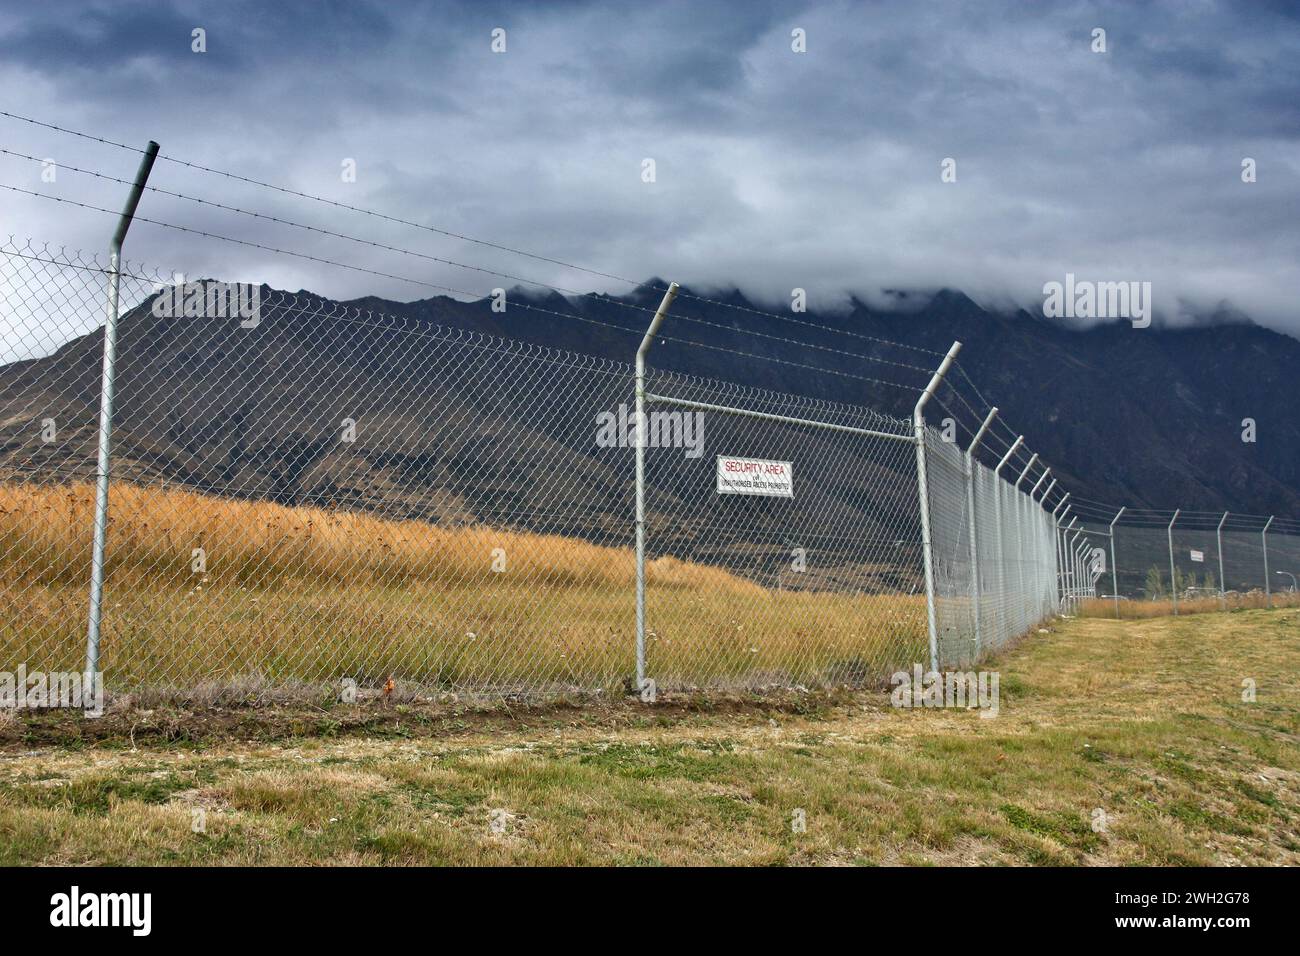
368 281 1300 517
1 279 1296 523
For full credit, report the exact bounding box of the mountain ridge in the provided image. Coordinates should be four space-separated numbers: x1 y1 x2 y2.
0 278 1295 518
378 279 1298 516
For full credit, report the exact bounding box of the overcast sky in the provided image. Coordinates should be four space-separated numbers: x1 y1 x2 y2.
2 0 1299 335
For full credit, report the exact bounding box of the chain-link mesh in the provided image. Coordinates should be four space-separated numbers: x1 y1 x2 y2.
945 437 1059 661
641 371 926 690
923 427 977 666
2 242 646 699
2 240 1293 703
0 244 168 682
1099 514 1300 611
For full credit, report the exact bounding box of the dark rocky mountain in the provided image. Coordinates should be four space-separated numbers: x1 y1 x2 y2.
1 279 1296 520
382 282 1300 516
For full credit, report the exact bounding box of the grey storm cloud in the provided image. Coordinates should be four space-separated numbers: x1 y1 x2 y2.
1 0 1298 333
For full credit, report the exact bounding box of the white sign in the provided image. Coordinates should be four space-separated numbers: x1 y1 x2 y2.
1190 549 1204 563
716 455 793 497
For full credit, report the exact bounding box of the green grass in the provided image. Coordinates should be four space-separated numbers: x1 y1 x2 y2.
1 607 1297 865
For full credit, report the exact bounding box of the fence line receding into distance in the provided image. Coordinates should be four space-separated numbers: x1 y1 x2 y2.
0 239 1295 705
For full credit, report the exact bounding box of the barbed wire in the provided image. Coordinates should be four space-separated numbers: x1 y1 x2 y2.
0 147 940 381
0 206 925 401
3 111 1294 528
0 109 956 360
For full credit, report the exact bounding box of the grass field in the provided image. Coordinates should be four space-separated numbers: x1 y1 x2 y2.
0 482 927 693
1 607 1296 865
1078 592 1300 618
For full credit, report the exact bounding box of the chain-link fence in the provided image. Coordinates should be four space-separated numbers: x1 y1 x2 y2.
640 369 928 691
0 240 1289 704
1081 511 1300 616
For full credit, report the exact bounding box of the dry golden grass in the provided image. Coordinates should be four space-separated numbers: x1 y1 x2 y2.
0 482 761 593
0 482 927 693
1078 591 1300 619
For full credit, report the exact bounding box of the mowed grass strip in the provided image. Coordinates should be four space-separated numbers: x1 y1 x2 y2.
1 609 1297 865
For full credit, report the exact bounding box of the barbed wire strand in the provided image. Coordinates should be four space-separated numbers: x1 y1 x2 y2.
0 148 938 381
0 109 947 358
0 183 924 396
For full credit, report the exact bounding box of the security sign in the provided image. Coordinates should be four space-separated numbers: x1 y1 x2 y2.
716 455 793 497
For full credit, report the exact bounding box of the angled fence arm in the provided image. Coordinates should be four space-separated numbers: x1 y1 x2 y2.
994 436 1025 478
1015 454 1039 489
1030 468 1050 499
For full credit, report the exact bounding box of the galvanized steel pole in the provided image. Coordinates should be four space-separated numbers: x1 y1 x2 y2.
1109 507 1125 619
993 436 1024 637
1054 499 1071 611
1263 516 1275 609
1167 509 1181 615
1071 535 1081 608
634 281 679 694
914 341 962 672
85 141 160 693
966 407 998 660
1217 511 1229 610
1030 470 1050 617
1014 454 1038 629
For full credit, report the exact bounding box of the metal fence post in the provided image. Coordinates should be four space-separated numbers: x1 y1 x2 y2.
1063 514 1078 611
1061 529 1070 609
1262 516 1274 609
84 141 160 691
1109 506 1125 618
1029 467 1049 619
1070 538 1080 608
1167 509 1181 615
993 435 1024 637
1014 453 1038 629
1217 511 1229 610
1052 496 1070 610
914 341 961 672
1075 539 1089 603
1068 526 1083 611
1083 540 1090 599
633 281 680 694
1040 480 1056 616
966 407 998 660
